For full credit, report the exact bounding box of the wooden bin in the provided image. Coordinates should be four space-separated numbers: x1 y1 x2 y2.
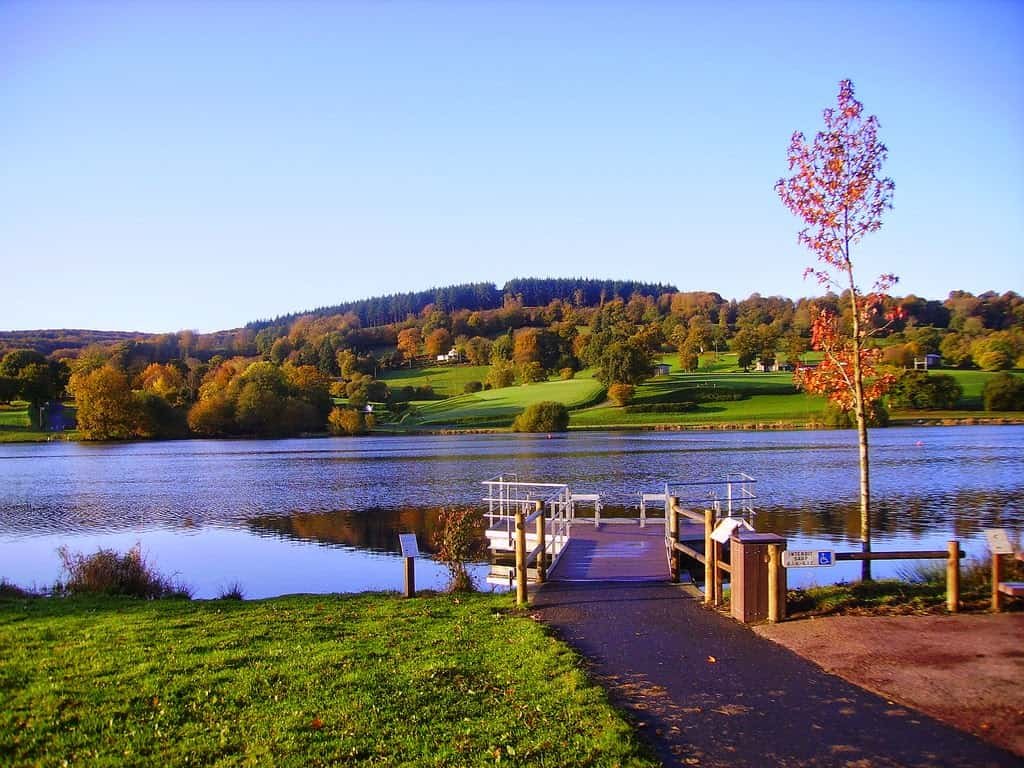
730 531 786 623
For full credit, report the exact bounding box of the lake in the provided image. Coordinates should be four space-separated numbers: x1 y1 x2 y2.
1 425 1021 596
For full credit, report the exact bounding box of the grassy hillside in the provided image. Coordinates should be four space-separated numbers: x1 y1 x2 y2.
380 365 492 397
0 593 655 768
403 375 605 428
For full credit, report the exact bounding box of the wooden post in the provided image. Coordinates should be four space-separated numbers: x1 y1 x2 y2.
712 541 722 606
403 557 415 598
704 509 714 605
668 497 680 583
946 540 960 613
768 544 781 623
992 551 1003 613
515 507 527 606
535 501 547 584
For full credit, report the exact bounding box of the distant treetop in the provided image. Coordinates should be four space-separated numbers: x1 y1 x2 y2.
245 277 678 331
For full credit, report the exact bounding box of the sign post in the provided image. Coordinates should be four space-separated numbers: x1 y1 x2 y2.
984 529 1014 612
398 533 419 598
782 550 835 569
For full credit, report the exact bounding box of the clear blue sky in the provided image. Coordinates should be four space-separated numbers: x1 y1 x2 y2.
2 1 1021 333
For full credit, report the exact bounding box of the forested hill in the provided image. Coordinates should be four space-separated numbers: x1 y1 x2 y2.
0 329 157 357
246 278 678 331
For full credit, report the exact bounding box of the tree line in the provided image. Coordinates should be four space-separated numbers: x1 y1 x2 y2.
1 284 1021 440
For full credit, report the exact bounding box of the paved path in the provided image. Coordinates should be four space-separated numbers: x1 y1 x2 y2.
532 581 1020 768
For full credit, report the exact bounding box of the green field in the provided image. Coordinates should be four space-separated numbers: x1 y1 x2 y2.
406 376 605 427
380 365 493 397
0 403 79 443
0 593 655 768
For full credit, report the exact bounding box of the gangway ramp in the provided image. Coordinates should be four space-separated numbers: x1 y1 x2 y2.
547 525 670 582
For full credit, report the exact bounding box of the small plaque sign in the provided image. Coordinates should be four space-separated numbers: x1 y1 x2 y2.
783 550 834 568
398 533 419 558
984 529 1014 556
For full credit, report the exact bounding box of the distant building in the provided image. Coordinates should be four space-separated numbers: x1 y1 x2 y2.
755 361 782 372
653 363 671 376
436 347 461 363
914 354 941 370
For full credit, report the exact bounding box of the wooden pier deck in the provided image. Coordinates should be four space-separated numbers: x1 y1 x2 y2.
547 524 671 582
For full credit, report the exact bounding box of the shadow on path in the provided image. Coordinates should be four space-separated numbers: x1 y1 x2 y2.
532 581 1018 768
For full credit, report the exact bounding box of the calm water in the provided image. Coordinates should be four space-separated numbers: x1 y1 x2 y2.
1 426 1021 596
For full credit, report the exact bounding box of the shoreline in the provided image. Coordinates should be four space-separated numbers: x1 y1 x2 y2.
2 414 1024 443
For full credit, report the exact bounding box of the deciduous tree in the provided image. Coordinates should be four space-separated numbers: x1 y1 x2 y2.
776 79 896 579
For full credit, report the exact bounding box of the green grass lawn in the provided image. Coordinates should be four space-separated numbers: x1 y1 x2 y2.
0 593 656 768
572 393 826 428
0 403 78 442
408 377 605 427
0 404 29 428
380 365 493 397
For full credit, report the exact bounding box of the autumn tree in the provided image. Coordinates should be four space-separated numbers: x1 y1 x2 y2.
776 79 896 579
396 328 422 363
69 365 138 440
424 328 453 358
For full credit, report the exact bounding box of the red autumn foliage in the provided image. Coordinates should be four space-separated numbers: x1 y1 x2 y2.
776 79 898 579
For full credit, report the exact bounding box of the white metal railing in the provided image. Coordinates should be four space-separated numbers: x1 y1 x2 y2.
482 477 573 581
569 493 602 527
639 492 668 528
664 472 756 522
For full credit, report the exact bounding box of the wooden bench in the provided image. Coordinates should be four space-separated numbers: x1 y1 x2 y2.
994 551 1024 610
997 581 1024 598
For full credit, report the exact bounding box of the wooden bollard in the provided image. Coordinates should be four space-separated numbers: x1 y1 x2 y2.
768 544 782 623
668 498 679 583
404 556 415 598
535 501 547 584
704 509 714 605
992 551 1003 613
947 540 960 613
515 507 528 606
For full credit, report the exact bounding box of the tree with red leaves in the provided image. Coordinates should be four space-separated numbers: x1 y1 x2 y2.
776 79 897 579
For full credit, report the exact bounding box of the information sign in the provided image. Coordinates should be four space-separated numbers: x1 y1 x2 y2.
984 529 1014 556
783 550 834 568
398 533 419 558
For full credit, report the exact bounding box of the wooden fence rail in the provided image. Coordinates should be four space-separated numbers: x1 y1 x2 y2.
666 495 966 620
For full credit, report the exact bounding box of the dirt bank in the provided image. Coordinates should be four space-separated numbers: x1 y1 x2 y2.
756 613 1024 757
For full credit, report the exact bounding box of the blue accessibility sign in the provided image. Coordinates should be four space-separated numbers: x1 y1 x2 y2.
817 551 834 566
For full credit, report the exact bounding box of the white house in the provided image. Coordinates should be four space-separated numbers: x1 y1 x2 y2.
436 347 460 363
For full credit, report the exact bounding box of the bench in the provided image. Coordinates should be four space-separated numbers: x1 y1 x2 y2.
997 582 1024 598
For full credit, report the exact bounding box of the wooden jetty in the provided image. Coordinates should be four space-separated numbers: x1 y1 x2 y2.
483 473 755 595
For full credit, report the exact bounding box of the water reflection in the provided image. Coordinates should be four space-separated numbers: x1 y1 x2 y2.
0 426 1021 595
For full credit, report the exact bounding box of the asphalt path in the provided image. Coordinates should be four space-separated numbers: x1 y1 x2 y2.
532 581 1020 768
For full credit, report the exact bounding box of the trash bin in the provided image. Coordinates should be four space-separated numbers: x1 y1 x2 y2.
730 531 786 623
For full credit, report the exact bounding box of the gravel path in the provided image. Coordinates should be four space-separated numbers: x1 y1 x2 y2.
532 581 1020 767
756 613 1024 759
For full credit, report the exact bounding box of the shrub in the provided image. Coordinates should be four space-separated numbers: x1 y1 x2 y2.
516 361 547 384
608 383 635 406
511 401 570 433
57 545 191 599
486 360 516 390
887 371 963 410
983 372 1024 411
820 401 889 428
0 578 31 598
559 367 575 380
463 380 483 394
217 581 245 600
432 507 485 592
328 407 369 436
